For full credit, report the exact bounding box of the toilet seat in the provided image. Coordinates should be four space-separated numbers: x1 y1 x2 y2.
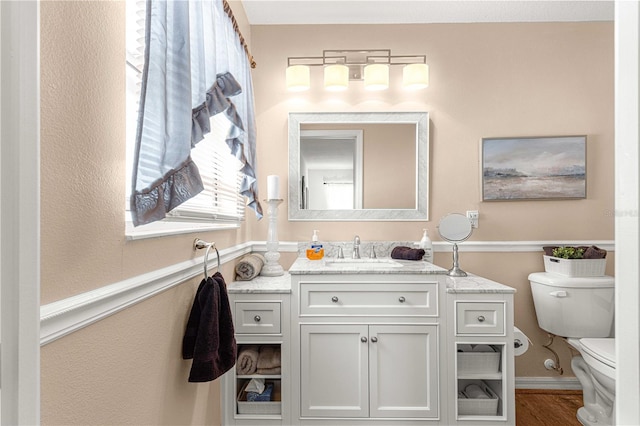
580 338 616 369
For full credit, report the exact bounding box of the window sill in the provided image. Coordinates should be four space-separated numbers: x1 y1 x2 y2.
125 219 240 240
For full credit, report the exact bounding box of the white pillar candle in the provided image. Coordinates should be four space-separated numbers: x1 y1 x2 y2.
267 175 280 200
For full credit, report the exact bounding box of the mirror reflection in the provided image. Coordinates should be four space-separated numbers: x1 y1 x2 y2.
288 112 429 221
300 123 416 210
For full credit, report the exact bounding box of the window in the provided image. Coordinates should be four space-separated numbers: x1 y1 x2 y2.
125 0 245 238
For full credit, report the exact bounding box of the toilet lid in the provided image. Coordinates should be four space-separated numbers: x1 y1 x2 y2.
580 338 616 368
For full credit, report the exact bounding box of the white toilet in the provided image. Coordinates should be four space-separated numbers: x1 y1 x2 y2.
528 272 615 426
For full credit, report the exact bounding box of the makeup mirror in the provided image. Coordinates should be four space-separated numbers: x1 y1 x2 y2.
438 213 473 277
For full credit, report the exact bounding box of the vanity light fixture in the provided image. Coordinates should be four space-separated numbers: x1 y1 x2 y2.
286 64 311 91
324 64 349 91
286 49 428 92
363 64 389 91
403 63 430 90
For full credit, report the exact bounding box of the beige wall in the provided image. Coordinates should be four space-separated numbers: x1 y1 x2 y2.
248 22 614 379
40 1 252 424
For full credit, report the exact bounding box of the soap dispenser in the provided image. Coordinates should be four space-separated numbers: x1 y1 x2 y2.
306 230 324 260
419 229 433 263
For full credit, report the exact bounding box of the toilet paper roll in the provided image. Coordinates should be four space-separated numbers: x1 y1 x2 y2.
514 327 530 356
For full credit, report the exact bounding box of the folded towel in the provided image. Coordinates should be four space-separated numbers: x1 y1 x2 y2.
235 253 265 281
391 246 425 261
236 345 260 375
257 345 281 369
583 245 607 259
256 366 282 375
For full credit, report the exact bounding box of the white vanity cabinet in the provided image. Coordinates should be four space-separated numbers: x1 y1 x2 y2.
300 323 439 419
221 260 516 426
222 276 292 426
291 273 446 425
446 286 516 426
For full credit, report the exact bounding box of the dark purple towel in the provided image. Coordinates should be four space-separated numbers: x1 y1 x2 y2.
182 272 237 382
391 246 425 261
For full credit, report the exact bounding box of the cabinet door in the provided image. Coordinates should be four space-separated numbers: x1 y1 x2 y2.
300 324 369 418
369 325 439 418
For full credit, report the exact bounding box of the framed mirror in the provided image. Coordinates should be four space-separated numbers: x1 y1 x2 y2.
288 112 429 221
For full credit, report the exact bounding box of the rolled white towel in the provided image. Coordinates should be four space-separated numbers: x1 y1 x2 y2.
458 344 474 352
235 254 265 281
471 344 495 352
236 345 259 375
465 384 490 399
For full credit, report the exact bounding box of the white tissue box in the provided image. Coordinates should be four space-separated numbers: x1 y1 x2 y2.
237 381 281 415
458 381 499 416
457 347 501 374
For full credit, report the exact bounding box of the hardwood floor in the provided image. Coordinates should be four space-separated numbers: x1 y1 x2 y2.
516 389 584 426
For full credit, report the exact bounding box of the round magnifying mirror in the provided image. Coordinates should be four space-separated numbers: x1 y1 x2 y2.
437 213 473 277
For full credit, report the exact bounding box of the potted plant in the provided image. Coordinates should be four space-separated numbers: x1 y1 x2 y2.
551 246 585 259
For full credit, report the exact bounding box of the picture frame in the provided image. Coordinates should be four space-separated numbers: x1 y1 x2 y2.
481 136 587 201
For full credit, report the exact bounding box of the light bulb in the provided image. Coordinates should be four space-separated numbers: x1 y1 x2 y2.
286 65 310 91
324 64 349 91
403 63 429 90
364 64 389 91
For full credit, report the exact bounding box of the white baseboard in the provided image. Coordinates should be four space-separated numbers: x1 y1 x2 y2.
515 376 582 390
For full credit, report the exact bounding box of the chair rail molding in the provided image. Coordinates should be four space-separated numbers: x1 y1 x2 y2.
40 240 613 345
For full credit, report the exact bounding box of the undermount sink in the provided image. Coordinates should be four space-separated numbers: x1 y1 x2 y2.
324 258 403 268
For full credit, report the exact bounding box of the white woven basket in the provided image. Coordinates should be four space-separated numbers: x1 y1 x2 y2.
543 255 606 277
457 351 501 374
458 381 499 416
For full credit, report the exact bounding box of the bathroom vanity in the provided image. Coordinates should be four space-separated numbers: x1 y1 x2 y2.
222 257 515 426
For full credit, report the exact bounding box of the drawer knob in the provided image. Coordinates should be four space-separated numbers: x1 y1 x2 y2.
331 296 339 303
371 336 378 343
398 296 406 303
477 315 486 323
254 315 261 322
361 336 368 343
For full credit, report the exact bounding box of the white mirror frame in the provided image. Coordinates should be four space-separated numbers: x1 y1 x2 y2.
288 111 429 221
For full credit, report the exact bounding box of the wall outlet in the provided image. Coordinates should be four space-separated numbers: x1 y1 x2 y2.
466 210 479 228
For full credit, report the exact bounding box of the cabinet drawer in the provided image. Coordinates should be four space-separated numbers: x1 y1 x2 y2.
299 282 438 316
235 302 281 334
456 302 505 335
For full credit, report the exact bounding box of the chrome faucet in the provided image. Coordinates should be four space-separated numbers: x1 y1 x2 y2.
352 235 361 259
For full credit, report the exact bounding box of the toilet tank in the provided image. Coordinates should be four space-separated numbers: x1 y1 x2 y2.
528 272 615 338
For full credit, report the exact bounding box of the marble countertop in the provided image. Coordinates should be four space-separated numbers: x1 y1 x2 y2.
289 257 448 275
445 274 517 294
226 261 515 295
228 273 292 293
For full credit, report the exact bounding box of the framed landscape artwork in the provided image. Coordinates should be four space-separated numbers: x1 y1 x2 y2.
481 136 587 201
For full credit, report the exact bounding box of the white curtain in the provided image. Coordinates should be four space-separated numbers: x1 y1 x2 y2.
131 0 262 226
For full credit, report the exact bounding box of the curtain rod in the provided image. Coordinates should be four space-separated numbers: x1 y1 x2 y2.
222 0 257 69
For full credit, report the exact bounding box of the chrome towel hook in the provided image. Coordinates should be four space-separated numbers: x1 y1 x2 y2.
194 238 220 278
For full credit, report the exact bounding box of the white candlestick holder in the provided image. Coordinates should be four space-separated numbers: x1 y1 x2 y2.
260 199 284 276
